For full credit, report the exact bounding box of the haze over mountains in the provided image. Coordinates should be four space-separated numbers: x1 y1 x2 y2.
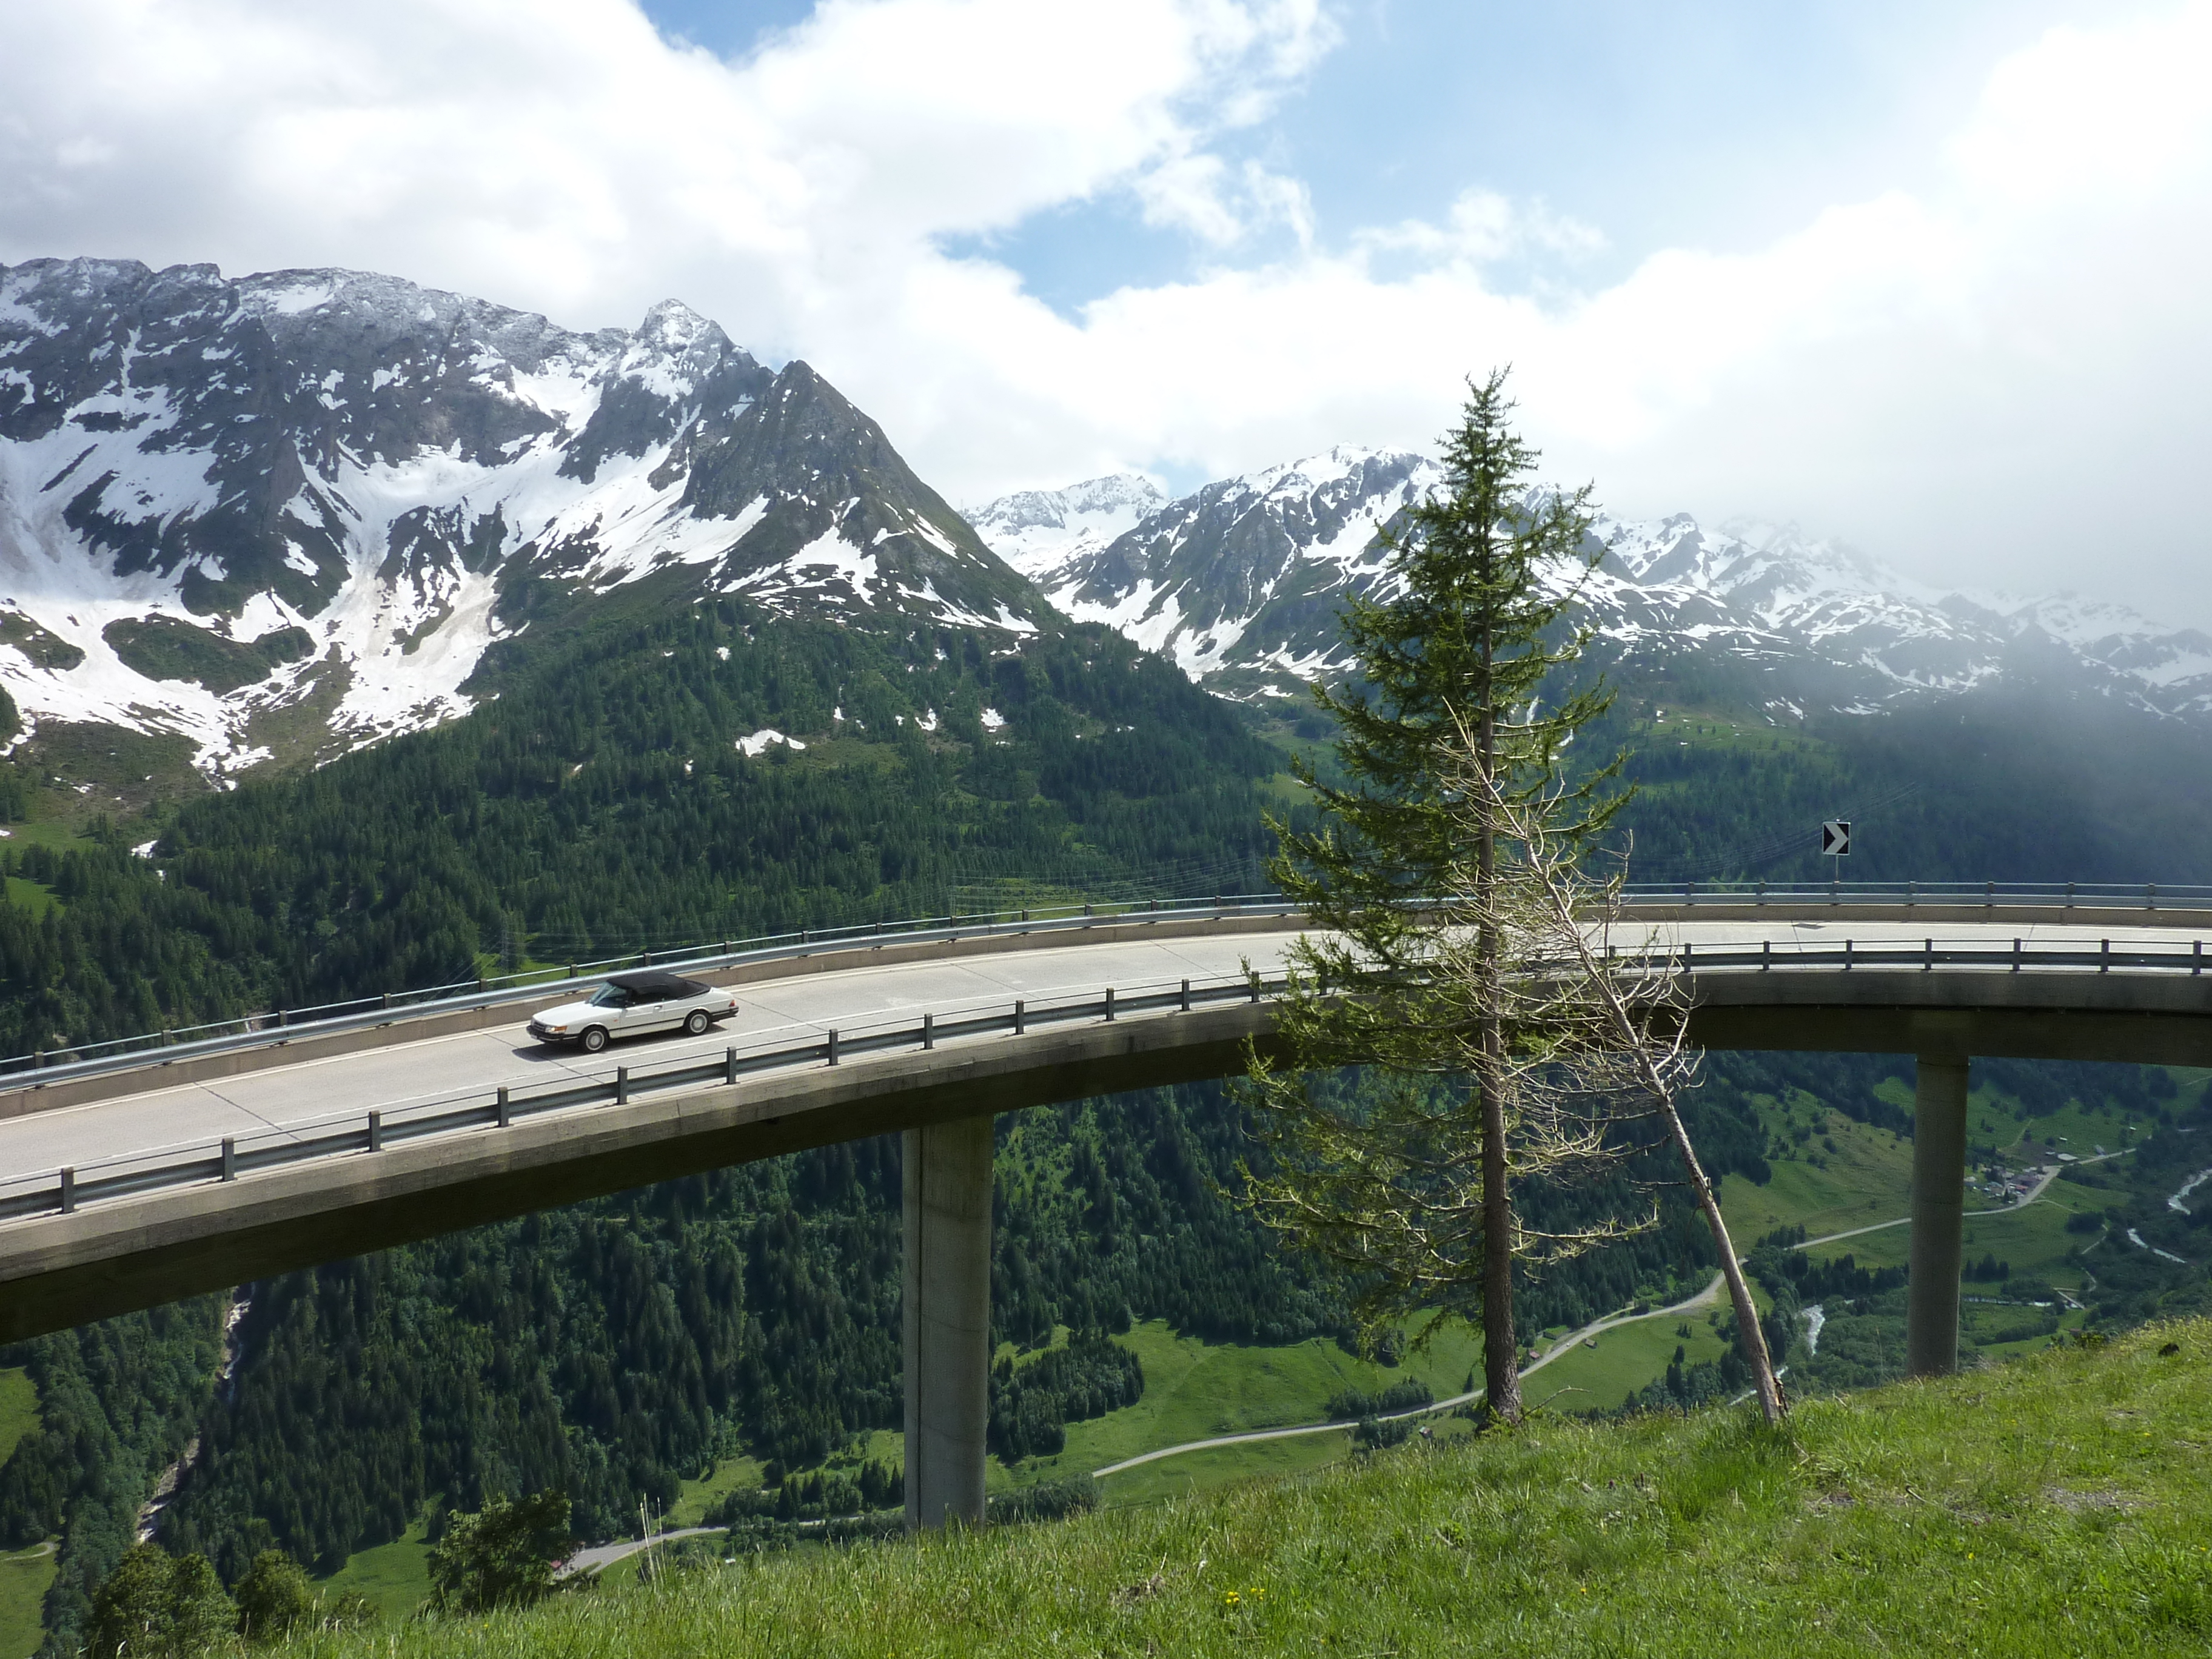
965 458 2212 717
5 256 2211 799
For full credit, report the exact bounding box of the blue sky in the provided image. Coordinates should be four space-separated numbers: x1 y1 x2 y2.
1 0 2208 614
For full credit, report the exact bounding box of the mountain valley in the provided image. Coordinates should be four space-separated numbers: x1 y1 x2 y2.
0 258 2209 1655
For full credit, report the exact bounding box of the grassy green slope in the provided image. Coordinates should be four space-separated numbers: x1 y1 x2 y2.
1718 1108 1915 1244
1523 1309 1738 1417
0 1371 45 1659
0 1546 53 1659
274 1319 2212 1659
315 1515 434 1627
1055 1321 1481 1495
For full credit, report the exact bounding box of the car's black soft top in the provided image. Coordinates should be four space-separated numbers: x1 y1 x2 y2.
606 970 710 998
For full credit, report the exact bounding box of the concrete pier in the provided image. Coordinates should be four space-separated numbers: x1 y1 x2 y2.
903 1116 994 1529
1906 1056 1971 1377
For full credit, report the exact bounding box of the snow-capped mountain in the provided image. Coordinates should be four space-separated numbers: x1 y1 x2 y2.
967 447 2212 717
979 449 1427 700
961 474 1165 580
0 258 1045 779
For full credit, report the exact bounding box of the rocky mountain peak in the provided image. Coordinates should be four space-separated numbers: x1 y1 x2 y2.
0 258 1053 784
634 297 721 350
962 472 1165 578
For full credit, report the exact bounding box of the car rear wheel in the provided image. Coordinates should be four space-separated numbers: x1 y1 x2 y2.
684 1010 710 1036
581 1026 609 1053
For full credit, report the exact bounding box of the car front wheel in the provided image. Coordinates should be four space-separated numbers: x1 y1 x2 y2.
684 1010 710 1036
581 1026 609 1053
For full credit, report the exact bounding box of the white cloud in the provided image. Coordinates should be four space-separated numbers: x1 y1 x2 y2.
1 0 2208 617
0 0 1329 350
1355 190 1607 267
1133 153 1315 247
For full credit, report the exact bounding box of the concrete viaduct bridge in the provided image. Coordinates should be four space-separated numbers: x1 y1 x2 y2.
0 883 2207 1529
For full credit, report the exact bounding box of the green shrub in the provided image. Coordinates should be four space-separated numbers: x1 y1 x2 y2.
84 1544 232 1659
427 1490 574 1615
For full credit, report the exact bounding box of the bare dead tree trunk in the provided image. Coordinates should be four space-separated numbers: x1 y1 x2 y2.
1634 1040 1786 1424
1487 777 1789 1425
1478 1048 1522 1424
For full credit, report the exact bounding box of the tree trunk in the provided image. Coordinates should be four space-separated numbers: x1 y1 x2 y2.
1653 1090 1785 1423
1475 593 1521 1426
1477 1055 1521 1424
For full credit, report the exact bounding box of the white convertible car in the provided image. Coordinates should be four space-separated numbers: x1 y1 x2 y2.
526 970 739 1052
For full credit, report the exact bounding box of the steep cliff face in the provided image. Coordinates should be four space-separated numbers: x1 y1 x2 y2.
0 259 1048 780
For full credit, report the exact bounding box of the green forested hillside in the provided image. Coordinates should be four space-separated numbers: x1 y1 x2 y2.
0 1305 227 1656
0 603 1285 1059
130 1071 1770 1572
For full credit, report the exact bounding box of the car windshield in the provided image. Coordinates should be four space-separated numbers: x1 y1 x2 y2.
588 986 630 1007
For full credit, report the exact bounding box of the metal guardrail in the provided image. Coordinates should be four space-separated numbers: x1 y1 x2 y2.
1624 880 2210 911
0 894 1299 1087
11 928 2212 1228
0 968 1281 1225
1639 935 2211 975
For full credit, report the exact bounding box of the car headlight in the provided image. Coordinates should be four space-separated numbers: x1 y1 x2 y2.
543 1022 567 1033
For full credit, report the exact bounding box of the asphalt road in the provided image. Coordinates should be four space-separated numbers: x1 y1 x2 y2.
0 930 1281 1185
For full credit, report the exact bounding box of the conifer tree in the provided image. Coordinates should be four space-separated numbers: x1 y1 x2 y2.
1242 369 1786 1426
1242 370 1632 1425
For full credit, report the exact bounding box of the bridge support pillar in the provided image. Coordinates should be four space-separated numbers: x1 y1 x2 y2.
903 1116 993 1529
1906 1056 1970 1377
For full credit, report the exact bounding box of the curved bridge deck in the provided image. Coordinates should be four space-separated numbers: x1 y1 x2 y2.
0 919 1288 1336
2 902 2208 1375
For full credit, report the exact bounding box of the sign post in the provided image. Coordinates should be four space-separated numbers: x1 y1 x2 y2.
1822 819 1851 899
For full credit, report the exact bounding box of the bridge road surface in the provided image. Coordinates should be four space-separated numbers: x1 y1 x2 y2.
0 913 2202 1189
0 929 1281 1180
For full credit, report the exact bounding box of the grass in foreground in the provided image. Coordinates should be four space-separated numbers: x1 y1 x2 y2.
276 1319 2212 1658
